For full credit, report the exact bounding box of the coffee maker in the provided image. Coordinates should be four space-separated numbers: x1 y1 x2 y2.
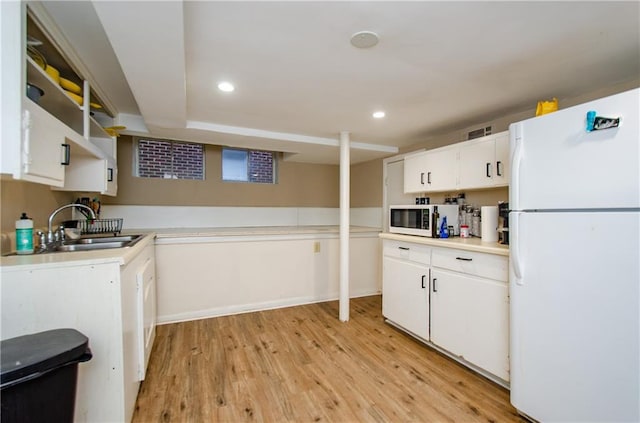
498 201 509 245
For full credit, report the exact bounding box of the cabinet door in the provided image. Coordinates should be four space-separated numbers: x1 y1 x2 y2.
21 101 67 186
136 254 156 380
404 152 427 193
463 275 509 381
431 268 509 381
492 132 509 186
104 159 118 196
424 147 458 192
430 269 468 357
458 138 495 189
382 256 430 340
53 157 114 195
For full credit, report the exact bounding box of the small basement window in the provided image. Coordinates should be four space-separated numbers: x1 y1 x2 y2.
222 148 277 183
135 138 204 180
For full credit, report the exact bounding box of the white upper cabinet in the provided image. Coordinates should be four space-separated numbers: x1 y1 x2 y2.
404 131 509 194
0 3 117 195
404 145 458 194
403 151 428 193
458 132 509 189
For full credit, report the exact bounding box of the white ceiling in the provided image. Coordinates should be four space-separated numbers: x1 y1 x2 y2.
38 1 640 164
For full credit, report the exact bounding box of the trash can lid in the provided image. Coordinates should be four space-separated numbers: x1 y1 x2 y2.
1 329 91 387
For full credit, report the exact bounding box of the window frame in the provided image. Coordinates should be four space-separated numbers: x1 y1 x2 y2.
221 147 278 184
133 137 205 181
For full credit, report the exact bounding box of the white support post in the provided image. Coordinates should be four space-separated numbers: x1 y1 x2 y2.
339 131 350 322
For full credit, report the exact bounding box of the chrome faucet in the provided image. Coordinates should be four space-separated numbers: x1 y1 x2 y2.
47 203 96 244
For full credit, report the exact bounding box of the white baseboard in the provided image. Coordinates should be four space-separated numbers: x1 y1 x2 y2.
157 288 381 325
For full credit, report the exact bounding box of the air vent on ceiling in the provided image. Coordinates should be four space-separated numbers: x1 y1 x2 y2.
467 125 492 140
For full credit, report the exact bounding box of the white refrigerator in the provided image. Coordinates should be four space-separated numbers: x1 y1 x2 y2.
509 88 639 422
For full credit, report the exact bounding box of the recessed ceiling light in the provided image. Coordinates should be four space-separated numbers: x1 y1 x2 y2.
373 111 385 119
218 81 235 92
350 31 379 49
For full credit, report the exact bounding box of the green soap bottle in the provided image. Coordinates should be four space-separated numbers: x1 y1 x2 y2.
16 212 34 255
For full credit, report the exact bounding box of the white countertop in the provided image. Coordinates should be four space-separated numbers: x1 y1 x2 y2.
0 232 157 270
379 232 509 256
0 226 382 268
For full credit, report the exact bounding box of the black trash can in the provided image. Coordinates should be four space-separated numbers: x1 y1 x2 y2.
1 329 92 423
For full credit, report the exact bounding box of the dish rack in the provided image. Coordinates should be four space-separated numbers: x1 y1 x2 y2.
79 218 123 235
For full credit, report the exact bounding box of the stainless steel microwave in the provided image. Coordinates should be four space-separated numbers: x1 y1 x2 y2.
389 204 459 237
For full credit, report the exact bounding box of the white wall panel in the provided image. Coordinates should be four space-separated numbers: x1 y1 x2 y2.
102 205 381 229
155 234 380 324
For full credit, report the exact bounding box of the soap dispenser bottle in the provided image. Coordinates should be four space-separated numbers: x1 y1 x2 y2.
16 212 34 255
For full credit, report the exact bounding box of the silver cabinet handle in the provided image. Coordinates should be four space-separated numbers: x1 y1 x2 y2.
427 171 431 184
496 161 503 176
432 277 437 292
398 246 410 251
421 275 426 289
456 257 473 261
486 162 492 177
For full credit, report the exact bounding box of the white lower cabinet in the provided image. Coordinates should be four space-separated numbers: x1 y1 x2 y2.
382 240 431 340
383 256 430 340
431 267 509 381
381 238 510 384
134 250 157 380
0 239 156 423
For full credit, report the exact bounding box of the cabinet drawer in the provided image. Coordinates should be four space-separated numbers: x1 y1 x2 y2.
432 248 507 282
383 240 431 265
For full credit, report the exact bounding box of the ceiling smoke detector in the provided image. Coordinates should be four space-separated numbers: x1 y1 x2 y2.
350 31 379 49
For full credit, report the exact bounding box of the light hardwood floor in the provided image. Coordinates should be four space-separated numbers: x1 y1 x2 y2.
133 295 524 422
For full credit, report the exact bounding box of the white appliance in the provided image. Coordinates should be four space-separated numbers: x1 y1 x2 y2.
509 88 639 422
389 204 459 237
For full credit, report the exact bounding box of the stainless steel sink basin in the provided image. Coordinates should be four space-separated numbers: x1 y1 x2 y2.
75 235 141 244
54 241 130 252
55 234 145 252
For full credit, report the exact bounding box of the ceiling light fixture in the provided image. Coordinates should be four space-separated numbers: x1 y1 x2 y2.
218 81 235 92
350 31 379 49
373 111 385 119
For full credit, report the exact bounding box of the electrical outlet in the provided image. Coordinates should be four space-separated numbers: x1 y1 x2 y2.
313 241 320 253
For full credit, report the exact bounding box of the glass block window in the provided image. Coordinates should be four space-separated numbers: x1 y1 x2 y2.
136 139 204 180
222 148 276 183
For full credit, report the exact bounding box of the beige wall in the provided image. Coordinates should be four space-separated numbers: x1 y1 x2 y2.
351 158 383 208
0 179 76 252
105 136 340 207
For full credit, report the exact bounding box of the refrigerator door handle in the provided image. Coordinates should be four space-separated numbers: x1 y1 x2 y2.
510 125 523 209
511 212 523 282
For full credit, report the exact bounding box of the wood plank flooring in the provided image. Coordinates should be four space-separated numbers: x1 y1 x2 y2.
133 295 524 422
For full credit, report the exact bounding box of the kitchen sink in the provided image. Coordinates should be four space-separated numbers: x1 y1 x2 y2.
3 234 146 256
54 241 131 252
75 235 141 244
54 234 145 252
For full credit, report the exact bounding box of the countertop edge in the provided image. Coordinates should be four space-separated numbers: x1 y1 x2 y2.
379 232 509 256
